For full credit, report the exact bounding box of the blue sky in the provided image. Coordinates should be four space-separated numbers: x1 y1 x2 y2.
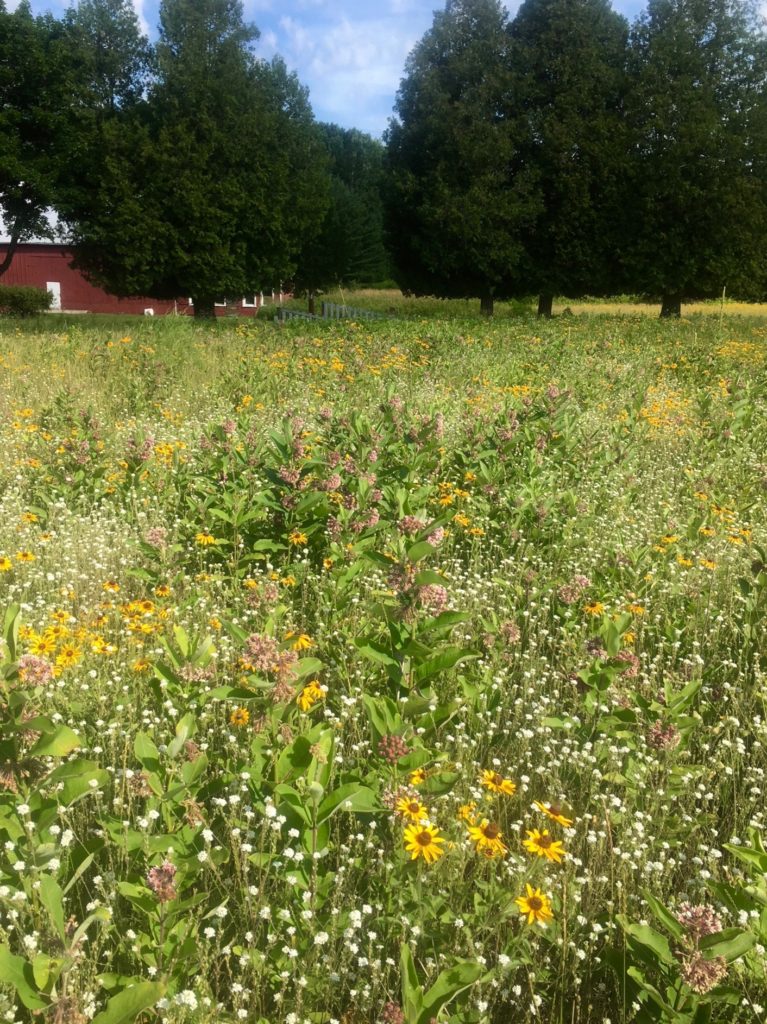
14 0 652 135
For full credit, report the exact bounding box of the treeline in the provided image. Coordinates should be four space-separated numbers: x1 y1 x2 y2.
0 0 389 316
387 0 767 317
2 0 767 318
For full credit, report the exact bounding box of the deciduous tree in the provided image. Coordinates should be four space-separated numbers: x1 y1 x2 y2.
509 0 628 316
0 2 77 275
58 0 329 317
385 0 538 316
624 0 767 317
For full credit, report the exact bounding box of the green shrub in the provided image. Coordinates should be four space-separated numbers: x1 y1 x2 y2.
0 283 53 316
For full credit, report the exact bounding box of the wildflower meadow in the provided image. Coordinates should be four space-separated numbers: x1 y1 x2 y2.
0 310 766 1024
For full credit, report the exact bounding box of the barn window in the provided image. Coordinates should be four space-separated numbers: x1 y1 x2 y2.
242 295 259 308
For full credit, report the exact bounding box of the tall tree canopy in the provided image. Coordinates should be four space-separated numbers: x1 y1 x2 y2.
294 124 390 302
0 1 78 275
624 0 767 316
509 0 629 316
56 0 329 316
385 0 539 315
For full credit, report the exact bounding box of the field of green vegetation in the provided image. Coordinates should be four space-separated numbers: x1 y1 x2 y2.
0 308 766 1024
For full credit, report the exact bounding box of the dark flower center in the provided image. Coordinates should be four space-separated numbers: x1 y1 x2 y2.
482 823 500 840
416 831 432 847
537 834 552 848
528 896 543 911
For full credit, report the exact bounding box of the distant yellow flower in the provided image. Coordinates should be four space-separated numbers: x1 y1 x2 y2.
467 819 508 858
195 533 216 545
409 767 427 786
627 604 645 616
533 801 574 829
523 828 565 863
677 555 693 567
102 580 120 593
155 584 171 597
699 559 717 570
230 707 250 728
209 617 222 631
323 557 334 570
396 796 429 822
132 658 151 672
16 551 35 563
583 602 604 616
30 634 56 656
660 535 679 545
289 530 307 546
458 802 477 823
699 526 716 537
286 632 313 651
297 680 324 712
403 823 445 864
0 556 11 572
480 770 516 796
55 645 82 669
515 884 554 926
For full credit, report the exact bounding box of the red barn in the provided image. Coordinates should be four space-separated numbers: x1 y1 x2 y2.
0 241 277 316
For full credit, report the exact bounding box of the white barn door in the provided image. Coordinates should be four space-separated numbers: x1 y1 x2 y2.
46 282 61 310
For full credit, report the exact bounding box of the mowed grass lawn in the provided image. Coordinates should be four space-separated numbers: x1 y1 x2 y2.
0 307 766 1024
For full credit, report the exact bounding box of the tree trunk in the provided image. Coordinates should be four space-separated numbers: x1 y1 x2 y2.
537 293 554 318
0 217 28 279
192 297 216 319
660 293 682 318
480 294 494 317
308 291 316 315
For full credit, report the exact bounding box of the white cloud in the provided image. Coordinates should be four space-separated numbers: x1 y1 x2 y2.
131 0 150 37
266 8 417 133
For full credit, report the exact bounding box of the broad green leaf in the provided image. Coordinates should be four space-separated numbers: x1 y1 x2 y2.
31 952 57 992
413 647 475 684
317 784 378 823
90 981 166 1024
134 732 161 774
407 540 435 563
400 943 423 1016
418 961 484 1024
61 768 109 807
294 657 324 681
29 725 81 758
699 927 755 962
723 842 767 873
167 712 196 759
0 945 48 1009
354 639 399 667
642 890 684 941
621 920 675 965
173 625 190 658
4 603 20 663
38 876 66 941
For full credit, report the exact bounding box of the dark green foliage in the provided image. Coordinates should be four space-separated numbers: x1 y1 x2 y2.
624 0 767 315
56 0 329 316
509 0 629 312
64 0 151 112
0 283 53 316
294 124 390 295
385 0 539 315
0 2 80 275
